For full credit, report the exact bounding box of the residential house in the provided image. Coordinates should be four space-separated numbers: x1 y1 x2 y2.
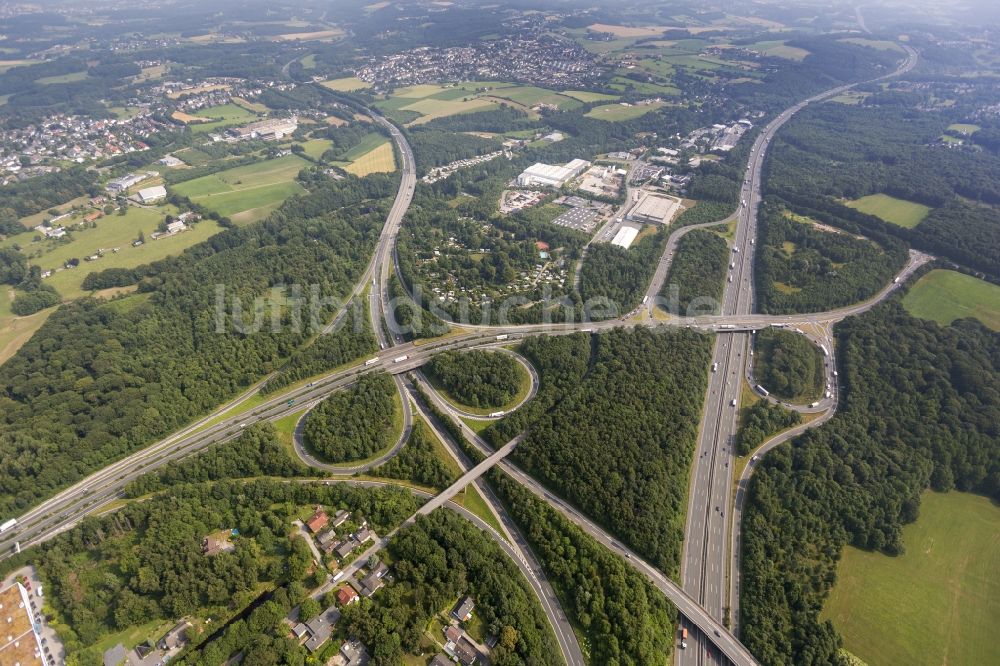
158 620 192 651
330 509 350 528
292 605 341 653
335 539 358 560
336 586 359 607
452 596 475 622
340 639 370 666
306 507 329 533
443 626 478 665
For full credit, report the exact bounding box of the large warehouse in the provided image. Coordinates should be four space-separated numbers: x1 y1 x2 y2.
517 158 590 188
611 225 640 249
627 193 682 225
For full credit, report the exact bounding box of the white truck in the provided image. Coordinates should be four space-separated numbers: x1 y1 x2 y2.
365 357 380 366
0 518 16 533
489 411 506 418
392 355 409 363
495 334 509 341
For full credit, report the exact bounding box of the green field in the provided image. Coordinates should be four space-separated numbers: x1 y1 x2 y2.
846 193 931 228
36 70 89 84
902 269 1000 331
585 101 665 121
561 90 620 103
300 138 334 160
485 86 582 109
320 76 371 92
171 154 308 222
947 123 981 134
190 103 260 133
822 491 1000 666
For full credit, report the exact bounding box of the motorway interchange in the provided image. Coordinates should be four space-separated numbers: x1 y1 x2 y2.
0 45 921 666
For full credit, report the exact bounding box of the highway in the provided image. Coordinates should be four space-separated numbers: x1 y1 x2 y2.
677 43 919 665
0 44 925 666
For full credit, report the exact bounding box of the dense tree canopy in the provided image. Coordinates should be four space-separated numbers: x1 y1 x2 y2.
427 350 522 409
755 203 907 314
485 327 713 573
302 372 398 463
491 470 678 666
741 303 1000 665
0 176 392 515
752 328 825 401
371 419 459 490
344 509 562 666
661 228 730 315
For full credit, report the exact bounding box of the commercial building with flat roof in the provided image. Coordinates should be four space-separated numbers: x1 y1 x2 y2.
627 193 681 225
517 159 590 188
0 582 43 666
611 225 639 249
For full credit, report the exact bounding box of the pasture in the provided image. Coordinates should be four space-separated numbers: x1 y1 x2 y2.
902 269 1000 331
321 76 371 92
845 193 931 228
749 40 810 61
947 123 981 134
343 139 395 176
561 90 619 103
171 154 309 222
822 491 1000 666
585 101 665 121
190 103 260 133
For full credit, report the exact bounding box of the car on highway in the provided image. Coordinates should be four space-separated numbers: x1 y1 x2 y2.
730 399 737 406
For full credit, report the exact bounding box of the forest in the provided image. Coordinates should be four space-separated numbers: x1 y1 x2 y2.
123 424 316 497
580 229 667 317
485 327 713 574
752 328 825 401
660 228 729 315
426 350 521 409
766 102 1000 276
736 400 801 456
262 302 377 394
343 509 561 666
0 175 394 516
301 372 398 463
0 166 97 217
20 477 420 664
740 303 1000 665
491 469 678 665
755 203 907 314
406 126 500 175
371 419 458 490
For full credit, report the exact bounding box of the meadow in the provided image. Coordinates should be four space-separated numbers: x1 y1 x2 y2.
585 101 665 121
171 154 309 222
822 491 1000 666
902 269 1000 331
343 138 395 176
846 193 931 228
190 103 260 133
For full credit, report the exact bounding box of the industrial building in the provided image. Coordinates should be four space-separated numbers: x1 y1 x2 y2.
611 225 639 249
227 116 298 141
134 185 167 204
516 158 590 188
627 193 682 225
